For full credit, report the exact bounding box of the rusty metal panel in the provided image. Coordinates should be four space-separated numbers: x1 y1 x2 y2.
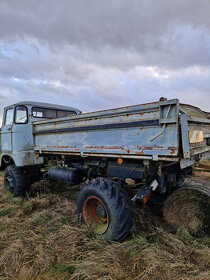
180 104 210 159
188 124 210 156
180 104 207 119
33 99 180 160
180 114 190 159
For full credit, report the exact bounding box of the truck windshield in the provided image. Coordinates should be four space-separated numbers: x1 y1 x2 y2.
4 107 14 125
32 107 76 119
15 106 28 124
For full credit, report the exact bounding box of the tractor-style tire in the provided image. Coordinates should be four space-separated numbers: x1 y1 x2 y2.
76 178 133 242
4 164 31 197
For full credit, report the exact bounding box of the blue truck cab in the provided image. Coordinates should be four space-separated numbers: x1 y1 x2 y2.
0 101 81 168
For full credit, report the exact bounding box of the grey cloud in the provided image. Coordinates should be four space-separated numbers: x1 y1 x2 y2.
0 1 210 69
0 0 209 120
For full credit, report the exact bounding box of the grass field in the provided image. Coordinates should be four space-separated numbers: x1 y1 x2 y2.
0 166 209 280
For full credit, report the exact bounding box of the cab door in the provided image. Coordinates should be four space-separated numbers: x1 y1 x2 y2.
1 106 14 153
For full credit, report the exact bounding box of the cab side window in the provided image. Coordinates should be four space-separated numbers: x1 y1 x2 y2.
4 108 14 125
32 107 56 119
57 110 76 118
15 106 28 124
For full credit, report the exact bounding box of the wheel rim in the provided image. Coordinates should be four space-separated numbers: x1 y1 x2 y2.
82 196 109 234
5 173 14 193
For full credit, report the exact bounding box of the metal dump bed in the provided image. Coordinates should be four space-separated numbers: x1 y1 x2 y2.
33 99 210 164
180 104 210 166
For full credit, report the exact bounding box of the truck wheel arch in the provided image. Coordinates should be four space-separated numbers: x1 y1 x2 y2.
1 155 14 170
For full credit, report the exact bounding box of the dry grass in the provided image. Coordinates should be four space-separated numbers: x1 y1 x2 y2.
163 189 210 235
0 169 209 280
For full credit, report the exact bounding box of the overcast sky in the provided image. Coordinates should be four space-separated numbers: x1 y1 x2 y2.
0 0 210 122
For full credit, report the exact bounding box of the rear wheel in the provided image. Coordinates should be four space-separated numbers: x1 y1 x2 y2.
4 164 30 197
76 178 133 242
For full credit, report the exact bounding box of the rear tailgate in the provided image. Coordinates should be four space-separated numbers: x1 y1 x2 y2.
180 104 210 167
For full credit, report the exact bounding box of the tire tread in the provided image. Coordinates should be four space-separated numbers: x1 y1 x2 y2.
76 178 133 242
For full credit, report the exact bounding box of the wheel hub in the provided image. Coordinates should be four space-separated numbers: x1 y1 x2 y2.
96 204 106 218
82 196 109 234
5 174 14 193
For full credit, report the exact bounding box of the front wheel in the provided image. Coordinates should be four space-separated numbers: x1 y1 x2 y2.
4 164 30 197
76 178 133 242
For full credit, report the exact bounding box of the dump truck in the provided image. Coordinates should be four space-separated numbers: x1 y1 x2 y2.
0 98 209 241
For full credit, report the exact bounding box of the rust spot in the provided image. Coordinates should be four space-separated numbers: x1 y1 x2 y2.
168 147 177 154
86 145 124 150
137 145 163 150
169 124 173 131
39 151 80 156
134 151 144 155
144 146 153 150
46 145 77 149
86 145 131 154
